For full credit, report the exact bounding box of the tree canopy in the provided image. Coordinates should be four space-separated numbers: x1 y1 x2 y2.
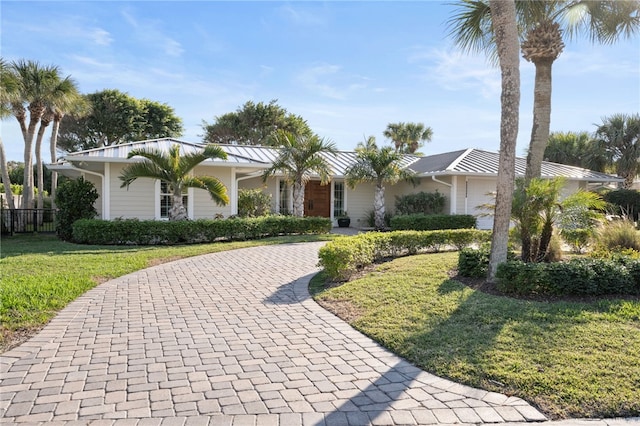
595 113 640 189
202 100 312 146
383 122 433 154
543 131 607 171
57 89 184 151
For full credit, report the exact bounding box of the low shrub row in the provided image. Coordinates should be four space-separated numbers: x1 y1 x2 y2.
390 214 477 231
458 248 640 296
72 216 332 245
318 229 490 281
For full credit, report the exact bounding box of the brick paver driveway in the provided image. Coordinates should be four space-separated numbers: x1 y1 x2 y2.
1 242 547 425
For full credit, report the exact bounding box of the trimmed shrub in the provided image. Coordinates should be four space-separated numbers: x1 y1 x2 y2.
238 189 272 218
56 177 99 241
495 257 639 296
72 216 331 245
390 214 476 231
458 248 490 278
395 191 446 215
318 229 490 280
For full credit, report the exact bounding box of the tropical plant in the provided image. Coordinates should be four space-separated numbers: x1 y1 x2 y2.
203 99 312 146
543 131 608 171
119 144 229 221
6 60 64 209
485 0 520 281
383 122 433 154
55 177 98 241
58 89 183 151
237 188 272 218
595 219 640 252
262 131 337 217
345 136 416 229
558 190 607 253
448 0 640 183
594 113 640 188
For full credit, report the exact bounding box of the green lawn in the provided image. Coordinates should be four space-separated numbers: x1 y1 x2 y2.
311 252 640 420
1 233 335 352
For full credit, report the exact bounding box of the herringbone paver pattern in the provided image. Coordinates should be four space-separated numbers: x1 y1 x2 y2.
1 242 549 425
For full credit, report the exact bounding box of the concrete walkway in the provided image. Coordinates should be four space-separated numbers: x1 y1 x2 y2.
1 241 555 425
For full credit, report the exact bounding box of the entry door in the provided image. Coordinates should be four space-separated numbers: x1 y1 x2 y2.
304 181 331 217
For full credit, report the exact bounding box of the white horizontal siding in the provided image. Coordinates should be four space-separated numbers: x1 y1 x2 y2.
191 165 234 219
109 163 156 219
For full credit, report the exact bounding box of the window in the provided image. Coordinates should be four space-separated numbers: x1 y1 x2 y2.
279 181 290 215
333 182 345 217
160 182 187 219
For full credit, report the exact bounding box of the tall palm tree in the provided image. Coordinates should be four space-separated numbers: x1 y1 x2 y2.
0 59 18 210
345 136 416 230
120 144 230 220
486 0 520 282
262 131 337 217
595 113 640 189
448 0 639 183
543 131 608 171
8 60 63 209
383 122 433 154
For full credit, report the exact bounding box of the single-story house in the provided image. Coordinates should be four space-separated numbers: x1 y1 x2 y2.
48 138 623 229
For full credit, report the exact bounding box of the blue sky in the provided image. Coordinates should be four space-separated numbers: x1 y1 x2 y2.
2 1 639 162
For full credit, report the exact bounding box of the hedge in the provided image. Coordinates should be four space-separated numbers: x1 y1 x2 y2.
390 214 477 231
318 229 490 281
494 258 640 296
72 216 332 245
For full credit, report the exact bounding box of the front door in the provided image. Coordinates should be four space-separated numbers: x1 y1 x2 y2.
304 181 331 217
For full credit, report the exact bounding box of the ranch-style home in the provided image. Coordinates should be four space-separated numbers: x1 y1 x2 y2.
48 138 622 230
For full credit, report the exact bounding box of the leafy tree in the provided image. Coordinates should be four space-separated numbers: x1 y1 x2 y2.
58 89 183 151
119 144 229 221
202 99 312 146
595 113 640 188
448 0 639 183
345 136 415 229
383 122 433 154
56 177 98 241
543 131 607 171
262 131 337 217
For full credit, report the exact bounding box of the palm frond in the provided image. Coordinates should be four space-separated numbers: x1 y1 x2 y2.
183 176 230 206
119 161 165 188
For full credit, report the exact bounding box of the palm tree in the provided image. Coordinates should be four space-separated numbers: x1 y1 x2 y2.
383 122 433 154
119 144 230 220
595 113 640 189
8 60 63 209
345 136 416 230
0 59 17 210
262 131 337 217
543 131 608 171
448 0 639 183
486 0 520 282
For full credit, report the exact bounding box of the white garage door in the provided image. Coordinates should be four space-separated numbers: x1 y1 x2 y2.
466 178 497 230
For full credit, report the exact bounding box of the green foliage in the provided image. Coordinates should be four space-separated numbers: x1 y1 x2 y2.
237 188 272 217
55 177 98 241
602 188 640 221
496 257 639 296
318 229 490 280
595 113 640 189
394 190 446 215
596 220 640 252
202 99 312 146
72 216 331 245
458 247 490 278
390 214 476 231
383 122 433 154
543 131 607 171
58 89 184 151
365 209 392 228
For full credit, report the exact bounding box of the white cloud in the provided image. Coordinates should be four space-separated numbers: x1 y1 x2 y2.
120 8 184 58
91 28 113 46
296 64 376 100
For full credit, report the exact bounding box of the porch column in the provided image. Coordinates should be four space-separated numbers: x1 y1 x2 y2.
230 168 237 215
450 175 457 215
103 164 110 220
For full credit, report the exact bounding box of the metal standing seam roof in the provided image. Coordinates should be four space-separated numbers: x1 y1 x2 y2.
58 139 621 182
411 148 623 182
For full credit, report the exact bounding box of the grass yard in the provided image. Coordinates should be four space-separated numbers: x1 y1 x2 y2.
311 252 640 420
1 233 335 352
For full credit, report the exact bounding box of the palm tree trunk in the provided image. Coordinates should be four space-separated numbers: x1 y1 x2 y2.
0 139 16 210
374 181 386 229
525 59 553 183
292 181 304 217
169 190 188 221
22 106 44 209
35 116 51 209
488 0 520 283
50 117 62 210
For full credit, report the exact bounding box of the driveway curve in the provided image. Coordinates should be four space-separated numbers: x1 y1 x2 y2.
1 241 547 425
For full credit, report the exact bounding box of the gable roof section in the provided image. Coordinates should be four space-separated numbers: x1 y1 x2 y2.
411 148 622 182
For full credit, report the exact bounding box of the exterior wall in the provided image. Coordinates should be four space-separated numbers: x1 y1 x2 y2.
108 163 156 219
191 165 234 219
344 182 376 227
82 173 103 219
386 177 453 214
